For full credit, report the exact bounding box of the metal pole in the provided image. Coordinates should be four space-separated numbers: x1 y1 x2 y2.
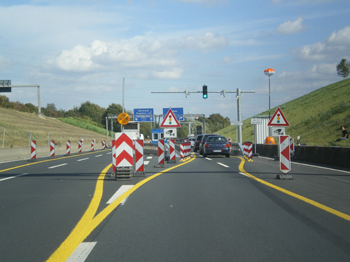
237 88 242 144
38 85 41 114
202 114 206 134
106 117 108 142
122 77 125 113
111 118 113 137
268 77 271 136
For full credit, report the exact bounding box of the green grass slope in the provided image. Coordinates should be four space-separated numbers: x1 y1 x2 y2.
218 78 350 147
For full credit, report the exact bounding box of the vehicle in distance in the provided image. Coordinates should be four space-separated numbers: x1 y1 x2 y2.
188 137 195 147
202 135 231 158
193 134 203 152
199 133 220 155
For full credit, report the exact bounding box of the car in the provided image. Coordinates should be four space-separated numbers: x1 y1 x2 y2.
188 137 195 147
202 135 231 157
198 133 220 155
193 134 203 152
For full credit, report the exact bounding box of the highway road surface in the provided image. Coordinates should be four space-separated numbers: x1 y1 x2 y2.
0 149 350 261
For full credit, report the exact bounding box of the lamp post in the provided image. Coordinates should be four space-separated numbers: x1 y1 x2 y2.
264 68 275 120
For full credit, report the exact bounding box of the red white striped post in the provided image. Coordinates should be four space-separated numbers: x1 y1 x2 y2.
102 140 106 150
158 139 165 165
115 133 134 167
66 140 71 155
180 143 184 159
169 139 176 163
134 139 145 175
243 142 253 159
280 135 291 173
31 140 36 160
112 140 116 173
78 140 82 153
50 140 55 157
290 137 295 157
91 140 94 151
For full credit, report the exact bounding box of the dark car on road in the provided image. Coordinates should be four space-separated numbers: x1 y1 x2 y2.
199 133 220 155
193 134 203 152
202 135 231 157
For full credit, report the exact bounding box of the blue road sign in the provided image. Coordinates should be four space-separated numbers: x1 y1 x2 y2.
133 108 154 122
163 107 184 121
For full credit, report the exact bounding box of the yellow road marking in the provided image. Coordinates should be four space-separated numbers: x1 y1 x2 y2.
47 155 196 261
237 156 350 222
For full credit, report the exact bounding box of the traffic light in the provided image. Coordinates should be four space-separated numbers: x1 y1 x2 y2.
202 85 208 99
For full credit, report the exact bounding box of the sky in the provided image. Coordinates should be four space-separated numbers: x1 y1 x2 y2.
1 0 350 122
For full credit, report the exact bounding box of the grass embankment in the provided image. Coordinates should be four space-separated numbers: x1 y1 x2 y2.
218 78 350 147
0 108 108 148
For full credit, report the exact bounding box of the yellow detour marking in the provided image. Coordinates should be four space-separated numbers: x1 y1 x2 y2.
117 113 130 125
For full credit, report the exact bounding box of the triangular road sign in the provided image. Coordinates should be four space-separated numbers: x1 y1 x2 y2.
160 108 181 128
268 107 289 127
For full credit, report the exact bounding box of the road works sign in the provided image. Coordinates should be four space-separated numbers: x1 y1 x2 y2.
268 107 289 127
160 108 181 128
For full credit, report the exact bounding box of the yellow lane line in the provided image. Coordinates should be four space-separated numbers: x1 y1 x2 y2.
47 155 196 261
0 150 110 173
237 156 350 222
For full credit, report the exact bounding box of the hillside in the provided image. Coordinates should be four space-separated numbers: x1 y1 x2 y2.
0 108 108 148
218 78 350 147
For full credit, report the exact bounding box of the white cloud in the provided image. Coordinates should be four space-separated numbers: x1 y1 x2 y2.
276 17 305 34
152 68 183 79
292 26 350 61
179 32 228 52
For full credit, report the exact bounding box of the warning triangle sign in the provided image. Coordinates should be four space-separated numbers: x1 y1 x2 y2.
160 108 181 128
268 107 289 127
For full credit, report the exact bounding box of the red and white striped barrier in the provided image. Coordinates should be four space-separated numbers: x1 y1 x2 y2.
31 140 36 160
180 143 184 158
78 140 82 153
186 142 191 157
112 140 116 173
290 137 295 157
134 139 145 175
91 140 94 151
180 142 191 158
115 133 133 167
50 140 55 157
102 140 106 150
169 139 176 162
243 142 253 159
66 140 71 155
280 135 291 173
158 139 165 165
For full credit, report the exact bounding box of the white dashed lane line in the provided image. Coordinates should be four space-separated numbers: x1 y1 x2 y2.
77 158 89 162
0 173 29 182
48 163 67 169
95 154 103 158
217 162 229 168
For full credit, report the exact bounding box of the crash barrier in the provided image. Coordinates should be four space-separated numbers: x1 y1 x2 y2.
180 142 191 158
158 139 165 165
78 140 82 153
168 139 176 163
102 140 106 150
243 142 253 159
115 133 133 180
66 140 71 155
31 140 36 160
50 140 55 157
91 140 94 151
134 139 145 176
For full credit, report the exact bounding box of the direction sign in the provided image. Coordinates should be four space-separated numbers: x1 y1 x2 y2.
163 107 183 121
268 107 289 127
160 108 181 128
133 108 154 122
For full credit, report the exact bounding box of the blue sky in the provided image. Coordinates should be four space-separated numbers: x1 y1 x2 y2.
1 0 350 121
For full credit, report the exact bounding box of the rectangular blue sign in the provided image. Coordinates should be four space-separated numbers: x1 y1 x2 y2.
163 107 184 121
133 108 154 122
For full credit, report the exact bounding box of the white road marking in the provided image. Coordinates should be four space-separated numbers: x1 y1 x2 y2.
48 163 67 169
144 161 150 165
205 158 212 160
239 172 250 178
0 173 28 182
77 158 89 162
217 162 229 168
107 185 134 205
66 242 97 262
106 152 112 155
95 154 103 158
146 156 152 159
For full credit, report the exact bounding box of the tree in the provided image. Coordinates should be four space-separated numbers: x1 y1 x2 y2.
336 58 350 78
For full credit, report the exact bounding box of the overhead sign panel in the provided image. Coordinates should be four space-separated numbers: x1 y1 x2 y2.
133 108 154 122
163 107 183 121
268 107 289 127
0 80 11 93
160 108 181 128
